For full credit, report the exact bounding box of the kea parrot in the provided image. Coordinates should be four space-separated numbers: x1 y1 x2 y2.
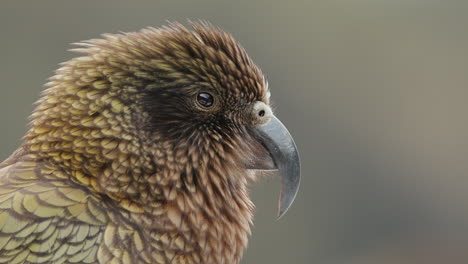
0 22 300 264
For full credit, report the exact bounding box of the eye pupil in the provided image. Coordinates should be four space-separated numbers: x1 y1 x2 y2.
197 92 214 108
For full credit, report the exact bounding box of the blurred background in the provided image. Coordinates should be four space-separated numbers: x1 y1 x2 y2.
1 1 468 263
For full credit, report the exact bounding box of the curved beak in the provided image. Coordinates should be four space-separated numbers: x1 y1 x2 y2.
255 115 301 218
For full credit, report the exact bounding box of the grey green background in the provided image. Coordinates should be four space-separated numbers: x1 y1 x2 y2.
1 1 468 263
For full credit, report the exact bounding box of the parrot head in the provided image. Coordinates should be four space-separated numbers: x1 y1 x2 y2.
24 23 300 261
38 22 301 217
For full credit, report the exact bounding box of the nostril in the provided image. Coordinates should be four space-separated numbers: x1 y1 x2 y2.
252 101 271 125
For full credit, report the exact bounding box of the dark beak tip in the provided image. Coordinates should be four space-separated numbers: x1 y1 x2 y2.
277 161 301 219
277 182 301 219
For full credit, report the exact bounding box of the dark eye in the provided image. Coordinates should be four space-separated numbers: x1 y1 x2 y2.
196 92 214 108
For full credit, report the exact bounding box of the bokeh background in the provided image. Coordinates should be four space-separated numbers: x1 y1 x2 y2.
1 1 468 263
